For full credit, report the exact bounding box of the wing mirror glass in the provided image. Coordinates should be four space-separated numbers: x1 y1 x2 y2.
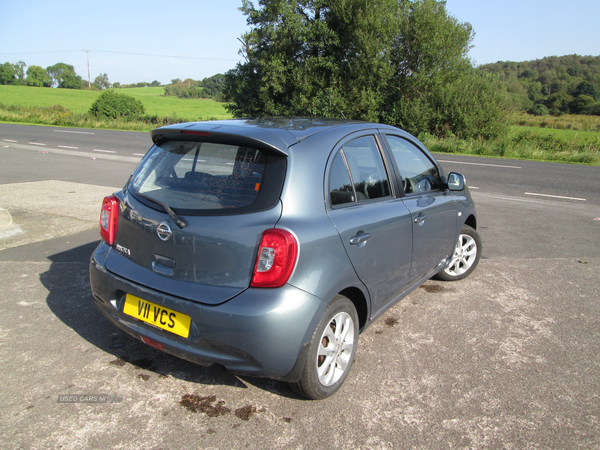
447 172 466 191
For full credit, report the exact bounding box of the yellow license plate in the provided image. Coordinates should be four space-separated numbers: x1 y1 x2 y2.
123 294 191 338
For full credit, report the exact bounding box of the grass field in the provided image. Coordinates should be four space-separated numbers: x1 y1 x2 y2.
513 112 600 132
510 125 600 142
0 85 232 120
1 85 598 164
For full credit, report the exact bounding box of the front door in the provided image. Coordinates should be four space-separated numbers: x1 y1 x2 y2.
384 135 457 281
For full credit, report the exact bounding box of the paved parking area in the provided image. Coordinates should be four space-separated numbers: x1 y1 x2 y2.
1 180 599 449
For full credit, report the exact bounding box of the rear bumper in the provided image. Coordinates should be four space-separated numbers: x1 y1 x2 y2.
89 242 324 381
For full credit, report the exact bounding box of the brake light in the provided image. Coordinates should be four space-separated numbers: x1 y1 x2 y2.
100 195 119 245
181 130 210 136
251 229 298 288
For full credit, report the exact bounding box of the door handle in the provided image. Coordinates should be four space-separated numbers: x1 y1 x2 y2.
350 232 371 247
414 214 426 225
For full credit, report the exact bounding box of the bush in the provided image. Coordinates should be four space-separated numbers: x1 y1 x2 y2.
530 104 549 116
89 89 145 119
568 95 595 114
583 102 600 116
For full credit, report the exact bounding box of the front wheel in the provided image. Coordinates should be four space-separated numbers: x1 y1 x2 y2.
290 295 359 400
436 225 482 281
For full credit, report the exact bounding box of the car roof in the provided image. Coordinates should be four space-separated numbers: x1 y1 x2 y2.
151 118 391 156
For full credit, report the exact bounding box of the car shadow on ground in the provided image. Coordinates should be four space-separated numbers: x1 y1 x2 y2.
41 240 301 399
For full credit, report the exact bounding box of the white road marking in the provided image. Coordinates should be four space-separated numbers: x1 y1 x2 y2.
3 139 18 143
29 142 46 146
525 192 586 202
54 130 95 135
93 149 116 154
133 153 145 156
438 160 521 169
58 145 79 149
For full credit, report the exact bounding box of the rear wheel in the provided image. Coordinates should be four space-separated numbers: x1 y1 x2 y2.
436 225 482 281
290 295 359 400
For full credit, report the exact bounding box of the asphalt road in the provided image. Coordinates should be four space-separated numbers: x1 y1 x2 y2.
1 124 599 449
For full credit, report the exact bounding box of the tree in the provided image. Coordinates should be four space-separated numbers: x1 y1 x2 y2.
479 55 600 115
93 73 111 90
47 63 82 89
225 0 396 119
0 62 17 85
0 61 26 85
574 81 598 100
224 0 509 139
26 65 52 87
380 0 509 138
14 61 26 85
568 94 595 114
200 74 226 98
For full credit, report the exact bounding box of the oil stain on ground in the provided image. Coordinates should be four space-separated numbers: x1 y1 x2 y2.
419 284 455 294
234 405 257 421
179 394 259 421
384 317 399 327
180 394 231 417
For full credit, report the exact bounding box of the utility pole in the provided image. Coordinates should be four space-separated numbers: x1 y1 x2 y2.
85 50 91 89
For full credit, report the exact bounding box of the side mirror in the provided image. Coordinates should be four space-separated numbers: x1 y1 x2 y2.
447 172 466 191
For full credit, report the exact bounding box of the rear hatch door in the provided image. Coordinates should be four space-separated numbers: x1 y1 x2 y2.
105 136 286 305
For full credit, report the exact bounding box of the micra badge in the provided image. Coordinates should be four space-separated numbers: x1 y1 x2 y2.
116 244 131 257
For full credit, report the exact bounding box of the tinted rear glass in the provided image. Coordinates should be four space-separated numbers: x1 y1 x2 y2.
130 140 285 215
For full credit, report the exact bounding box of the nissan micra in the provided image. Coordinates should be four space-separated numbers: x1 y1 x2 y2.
90 118 481 399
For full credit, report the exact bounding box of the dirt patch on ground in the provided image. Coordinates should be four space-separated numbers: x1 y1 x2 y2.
384 317 399 327
234 405 257 421
419 284 454 294
179 394 231 417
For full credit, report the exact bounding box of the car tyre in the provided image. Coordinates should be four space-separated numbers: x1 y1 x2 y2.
436 225 482 281
290 295 359 400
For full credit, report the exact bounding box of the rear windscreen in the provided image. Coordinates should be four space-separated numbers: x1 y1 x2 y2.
129 140 285 215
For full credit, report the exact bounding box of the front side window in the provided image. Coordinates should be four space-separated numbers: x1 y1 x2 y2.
385 135 441 194
328 135 392 206
130 140 283 214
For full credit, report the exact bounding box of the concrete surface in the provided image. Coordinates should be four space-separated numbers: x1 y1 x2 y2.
0 180 119 251
0 176 599 449
0 257 598 449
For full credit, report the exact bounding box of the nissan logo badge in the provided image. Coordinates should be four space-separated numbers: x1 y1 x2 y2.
157 222 172 241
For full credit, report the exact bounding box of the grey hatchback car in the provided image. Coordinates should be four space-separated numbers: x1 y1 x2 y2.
90 118 480 399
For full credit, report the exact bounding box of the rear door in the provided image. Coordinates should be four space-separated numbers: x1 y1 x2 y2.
383 135 457 281
326 133 413 317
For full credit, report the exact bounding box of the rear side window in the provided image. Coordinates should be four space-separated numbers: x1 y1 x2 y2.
328 135 392 206
130 140 284 215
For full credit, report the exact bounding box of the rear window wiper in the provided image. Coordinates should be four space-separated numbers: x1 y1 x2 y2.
134 191 187 229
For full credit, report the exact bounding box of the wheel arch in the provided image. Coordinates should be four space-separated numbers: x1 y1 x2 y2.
464 214 477 230
338 286 368 331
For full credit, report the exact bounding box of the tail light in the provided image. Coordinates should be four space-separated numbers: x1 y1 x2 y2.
251 229 298 288
100 195 120 245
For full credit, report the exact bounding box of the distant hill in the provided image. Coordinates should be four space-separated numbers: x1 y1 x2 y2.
478 54 600 116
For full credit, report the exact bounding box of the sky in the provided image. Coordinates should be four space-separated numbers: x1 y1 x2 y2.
1 0 599 86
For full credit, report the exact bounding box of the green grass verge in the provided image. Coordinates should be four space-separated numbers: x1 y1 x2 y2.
0 85 232 123
422 129 600 165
